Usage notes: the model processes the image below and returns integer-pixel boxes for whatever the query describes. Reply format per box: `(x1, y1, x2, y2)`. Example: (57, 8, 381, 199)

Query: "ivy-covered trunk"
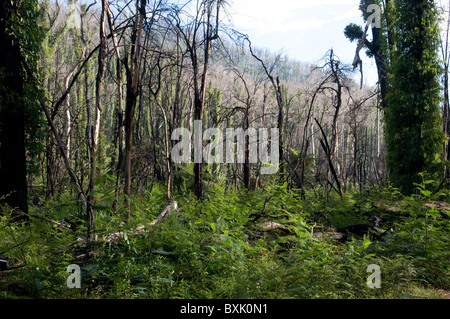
(385, 0, 444, 194)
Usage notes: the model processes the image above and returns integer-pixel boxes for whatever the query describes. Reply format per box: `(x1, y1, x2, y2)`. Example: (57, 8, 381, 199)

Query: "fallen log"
(256, 221, 294, 235)
(105, 200, 178, 243)
(149, 200, 178, 226)
(424, 201, 450, 212)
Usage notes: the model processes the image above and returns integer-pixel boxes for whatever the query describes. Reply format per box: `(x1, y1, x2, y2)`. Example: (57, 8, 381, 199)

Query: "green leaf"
(151, 248, 174, 256)
(362, 237, 372, 249)
(420, 189, 431, 198)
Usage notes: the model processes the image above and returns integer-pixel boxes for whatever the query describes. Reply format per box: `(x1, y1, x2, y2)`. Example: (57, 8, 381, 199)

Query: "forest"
(0, 0, 449, 300)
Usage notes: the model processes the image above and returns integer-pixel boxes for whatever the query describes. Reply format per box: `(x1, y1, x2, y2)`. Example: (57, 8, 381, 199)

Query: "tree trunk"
(113, 57, 124, 210)
(86, 0, 107, 239)
(371, 26, 389, 110)
(276, 77, 284, 181)
(156, 102, 173, 199)
(45, 132, 55, 199)
(442, 10, 450, 182)
(124, 0, 145, 218)
(62, 44, 87, 169)
(244, 109, 251, 190)
(193, 94, 204, 199)
(106, 3, 125, 210)
(0, 1, 29, 220)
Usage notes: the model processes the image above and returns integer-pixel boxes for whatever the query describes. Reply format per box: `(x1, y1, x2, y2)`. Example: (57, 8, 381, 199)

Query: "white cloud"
(331, 5, 361, 22)
(229, 0, 360, 35)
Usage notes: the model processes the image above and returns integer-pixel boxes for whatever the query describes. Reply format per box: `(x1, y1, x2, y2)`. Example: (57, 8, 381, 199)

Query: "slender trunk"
(66, 102, 71, 162)
(191, 1, 221, 199)
(156, 102, 173, 199)
(124, 88, 138, 204)
(193, 93, 203, 199)
(63, 48, 86, 164)
(311, 114, 315, 157)
(86, 0, 107, 239)
(342, 127, 348, 188)
(40, 100, 87, 212)
(106, 3, 125, 210)
(244, 109, 251, 190)
(276, 77, 284, 181)
(376, 107, 380, 158)
(445, 0, 450, 183)
(315, 119, 343, 199)
(46, 132, 55, 198)
(194, 28, 214, 199)
(353, 140, 356, 188)
(124, 0, 145, 217)
(442, 55, 449, 181)
(113, 57, 124, 210)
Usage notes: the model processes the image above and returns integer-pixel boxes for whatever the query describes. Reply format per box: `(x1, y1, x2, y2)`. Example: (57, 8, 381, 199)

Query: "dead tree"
(123, 0, 147, 219)
(86, 0, 108, 240)
(245, 37, 285, 181)
(170, 0, 223, 199)
(310, 50, 349, 198)
(315, 119, 343, 199)
(230, 68, 261, 190)
(106, 1, 125, 211)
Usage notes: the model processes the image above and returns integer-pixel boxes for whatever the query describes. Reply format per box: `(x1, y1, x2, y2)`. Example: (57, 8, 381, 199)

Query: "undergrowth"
(0, 182, 448, 299)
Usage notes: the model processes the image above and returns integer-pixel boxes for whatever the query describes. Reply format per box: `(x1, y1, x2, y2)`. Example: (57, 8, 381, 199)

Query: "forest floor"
(435, 289, 450, 299)
(0, 183, 449, 299)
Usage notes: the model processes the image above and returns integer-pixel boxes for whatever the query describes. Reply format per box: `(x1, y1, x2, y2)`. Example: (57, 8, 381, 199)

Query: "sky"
(226, 0, 380, 86)
(73, 0, 449, 88)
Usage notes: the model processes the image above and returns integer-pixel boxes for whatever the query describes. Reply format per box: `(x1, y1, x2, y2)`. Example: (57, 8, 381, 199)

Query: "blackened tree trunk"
(123, 0, 145, 219)
(371, 26, 388, 110)
(193, 93, 204, 199)
(0, 1, 29, 220)
(243, 109, 251, 190)
(86, 0, 108, 240)
(174, 0, 222, 200)
(247, 40, 285, 182)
